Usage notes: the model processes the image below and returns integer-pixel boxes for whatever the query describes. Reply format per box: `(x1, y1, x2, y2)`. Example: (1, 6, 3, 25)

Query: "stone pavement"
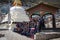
(50, 38, 60, 40)
(36, 32, 60, 40)
(0, 30, 33, 40)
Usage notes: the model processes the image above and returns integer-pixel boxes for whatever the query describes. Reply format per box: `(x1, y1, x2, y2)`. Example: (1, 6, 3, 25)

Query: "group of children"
(13, 19, 39, 39)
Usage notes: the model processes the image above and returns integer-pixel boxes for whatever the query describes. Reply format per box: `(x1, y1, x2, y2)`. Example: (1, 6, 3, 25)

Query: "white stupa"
(1, 0, 30, 30)
(2, 0, 30, 22)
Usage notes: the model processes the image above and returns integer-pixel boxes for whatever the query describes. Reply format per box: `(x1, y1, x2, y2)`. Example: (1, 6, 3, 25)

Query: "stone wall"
(36, 32, 60, 40)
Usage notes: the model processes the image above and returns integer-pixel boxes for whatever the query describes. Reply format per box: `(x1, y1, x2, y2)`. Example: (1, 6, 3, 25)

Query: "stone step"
(36, 32, 60, 40)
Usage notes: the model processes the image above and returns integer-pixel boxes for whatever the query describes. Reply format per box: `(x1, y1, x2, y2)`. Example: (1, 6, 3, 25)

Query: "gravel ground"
(0, 30, 33, 40)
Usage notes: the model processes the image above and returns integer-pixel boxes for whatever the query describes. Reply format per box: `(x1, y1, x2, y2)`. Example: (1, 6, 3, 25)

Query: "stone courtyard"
(0, 30, 33, 40)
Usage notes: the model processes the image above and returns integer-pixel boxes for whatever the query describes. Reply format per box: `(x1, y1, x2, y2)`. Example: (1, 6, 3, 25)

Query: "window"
(43, 12, 53, 28)
(44, 14, 53, 28)
(32, 11, 40, 20)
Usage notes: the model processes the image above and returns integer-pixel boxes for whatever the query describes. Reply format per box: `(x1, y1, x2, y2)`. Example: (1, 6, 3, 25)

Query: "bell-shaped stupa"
(1, 0, 30, 30)
(2, 0, 30, 22)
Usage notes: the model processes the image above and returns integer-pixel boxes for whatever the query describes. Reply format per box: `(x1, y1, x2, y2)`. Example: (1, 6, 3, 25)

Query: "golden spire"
(13, 0, 22, 6)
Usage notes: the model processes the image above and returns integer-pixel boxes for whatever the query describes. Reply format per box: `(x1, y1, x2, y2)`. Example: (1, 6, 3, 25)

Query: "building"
(26, 2, 59, 19)
(26, 2, 60, 29)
